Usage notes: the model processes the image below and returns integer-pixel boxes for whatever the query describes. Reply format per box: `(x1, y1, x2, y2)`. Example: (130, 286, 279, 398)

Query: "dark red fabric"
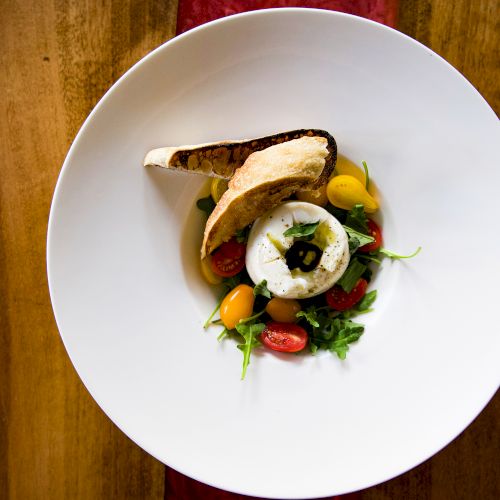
(165, 465, 364, 500)
(170, 1, 399, 498)
(177, 0, 398, 34)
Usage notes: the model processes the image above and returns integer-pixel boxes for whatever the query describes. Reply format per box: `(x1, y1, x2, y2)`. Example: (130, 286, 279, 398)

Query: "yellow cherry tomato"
(210, 178, 228, 203)
(200, 257, 223, 285)
(220, 284, 255, 329)
(335, 155, 366, 184)
(327, 175, 379, 213)
(335, 155, 377, 197)
(296, 184, 328, 207)
(265, 297, 302, 323)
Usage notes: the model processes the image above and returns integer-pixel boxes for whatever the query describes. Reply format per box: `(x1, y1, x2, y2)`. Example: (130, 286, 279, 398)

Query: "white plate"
(47, 9, 500, 499)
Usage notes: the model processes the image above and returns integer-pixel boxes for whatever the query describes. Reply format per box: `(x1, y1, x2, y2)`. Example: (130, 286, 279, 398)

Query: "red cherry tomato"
(358, 219, 382, 253)
(260, 322, 308, 353)
(326, 279, 368, 311)
(211, 239, 246, 277)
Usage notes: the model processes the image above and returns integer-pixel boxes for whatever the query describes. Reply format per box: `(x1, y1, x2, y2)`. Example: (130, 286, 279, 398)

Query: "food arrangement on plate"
(145, 129, 420, 379)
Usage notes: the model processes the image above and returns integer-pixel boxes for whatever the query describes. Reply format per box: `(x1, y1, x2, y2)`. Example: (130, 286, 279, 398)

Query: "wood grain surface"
(0, 1, 178, 499)
(0, 1, 498, 500)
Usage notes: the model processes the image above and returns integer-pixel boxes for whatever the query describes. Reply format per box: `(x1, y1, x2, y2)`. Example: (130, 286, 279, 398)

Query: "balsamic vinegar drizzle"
(285, 241, 323, 272)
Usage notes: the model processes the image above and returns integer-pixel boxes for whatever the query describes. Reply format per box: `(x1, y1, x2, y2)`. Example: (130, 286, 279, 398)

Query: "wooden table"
(1, 1, 498, 499)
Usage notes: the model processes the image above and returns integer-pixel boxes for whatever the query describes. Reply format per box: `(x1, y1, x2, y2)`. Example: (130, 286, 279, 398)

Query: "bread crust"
(201, 135, 337, 258)
(144, 129, 336, 182)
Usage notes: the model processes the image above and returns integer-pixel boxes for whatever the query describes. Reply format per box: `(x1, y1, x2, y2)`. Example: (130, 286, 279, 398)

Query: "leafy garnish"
(379, 246, 422, 259)
(362, 161, 370, 190)
(357, 254, 382, 265)
(223, 274, 241, 290)
(348, 236, 361, 255)
(356, 290, 377, 311)
(304, 310, 365, 360)
(344, 226, 375, 248)
(253, 280, 271, 299)
(217, 327, 229, 342)
(296, 307, 321, 327)
(337, 258, 367, 293)
(235, 321, 265, 380)
(325, 205, 348, 223)
(196, 196, 216, 216)
(361, 266, 373, 283)
(203, 293, 226, 329)
(345, 204, 368, 233)
(235, 226, 250, 243)
(239, 309, 266, 324)
(328, 324, 364, 359)
(283, 221, 320, 238)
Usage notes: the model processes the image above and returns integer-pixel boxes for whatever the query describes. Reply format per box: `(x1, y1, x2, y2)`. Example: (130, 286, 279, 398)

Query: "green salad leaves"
(196, 195, 216, 216)
(253, 280, 271, 299)
(236, 321, 265, 380)
(283, 221, 320, 238)
(300, 308, 365, 359)
(198, 187, 420, 379)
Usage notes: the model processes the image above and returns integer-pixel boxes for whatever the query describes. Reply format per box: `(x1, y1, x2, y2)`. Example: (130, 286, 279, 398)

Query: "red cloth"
(177, 0, 398, 34)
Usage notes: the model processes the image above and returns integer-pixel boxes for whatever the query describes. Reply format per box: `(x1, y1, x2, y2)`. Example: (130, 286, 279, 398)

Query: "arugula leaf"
(283, 221, 320, 238)
(235, 321, 265, 380)
(305, 308, 365, 359)
(361, 266, 373, 283)
(348, 236, 361, 255)
(217, 327, 229, 342)
(337, 258, 367, 293)
(196, 196, 216, 216)
(357, 253, 382, 265)
(203, 293, 226, 329)
(345, 204, 368, 233)
(329, 326, 364, 360)
(362, 161, 370, 190)
(379, 246, 422, 259)
(253, 280, 271, 299)
(235, 226, 249, 243)
(343, 226, 374, 248)
(356, 290, 377, 311)
(296, 307, 320, 327)
(325, 205, 348, 223)
(223, 274, 241, 290)
(339, 308, 372, 319)
(239, 309, 266, 324)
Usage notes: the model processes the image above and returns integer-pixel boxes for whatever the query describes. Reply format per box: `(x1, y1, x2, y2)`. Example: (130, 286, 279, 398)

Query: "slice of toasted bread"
(201, 135, 336, 258)
(144, 129, 335, 180)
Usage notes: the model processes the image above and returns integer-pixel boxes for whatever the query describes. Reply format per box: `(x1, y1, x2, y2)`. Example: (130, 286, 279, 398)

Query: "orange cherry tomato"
(265, 298, 301, 323)
(296, 184, 329, 207)
(220, 284, 255, 329)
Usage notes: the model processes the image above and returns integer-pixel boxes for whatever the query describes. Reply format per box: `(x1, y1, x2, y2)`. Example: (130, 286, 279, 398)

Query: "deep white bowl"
(47, 8, 500, 499)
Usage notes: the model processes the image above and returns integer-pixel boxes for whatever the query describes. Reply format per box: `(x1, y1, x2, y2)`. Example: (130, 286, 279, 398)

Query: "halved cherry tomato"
(220, 284, 255, 329)
(260, 322, 308, 353)
(358, 219, 382, 253)
(211, 239, 246, 277)
(266, 298, 301, 323)
(325, 279, 368, 311)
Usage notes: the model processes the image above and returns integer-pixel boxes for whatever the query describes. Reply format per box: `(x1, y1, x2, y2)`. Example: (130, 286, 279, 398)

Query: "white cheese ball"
(245, 201, 350, 299)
